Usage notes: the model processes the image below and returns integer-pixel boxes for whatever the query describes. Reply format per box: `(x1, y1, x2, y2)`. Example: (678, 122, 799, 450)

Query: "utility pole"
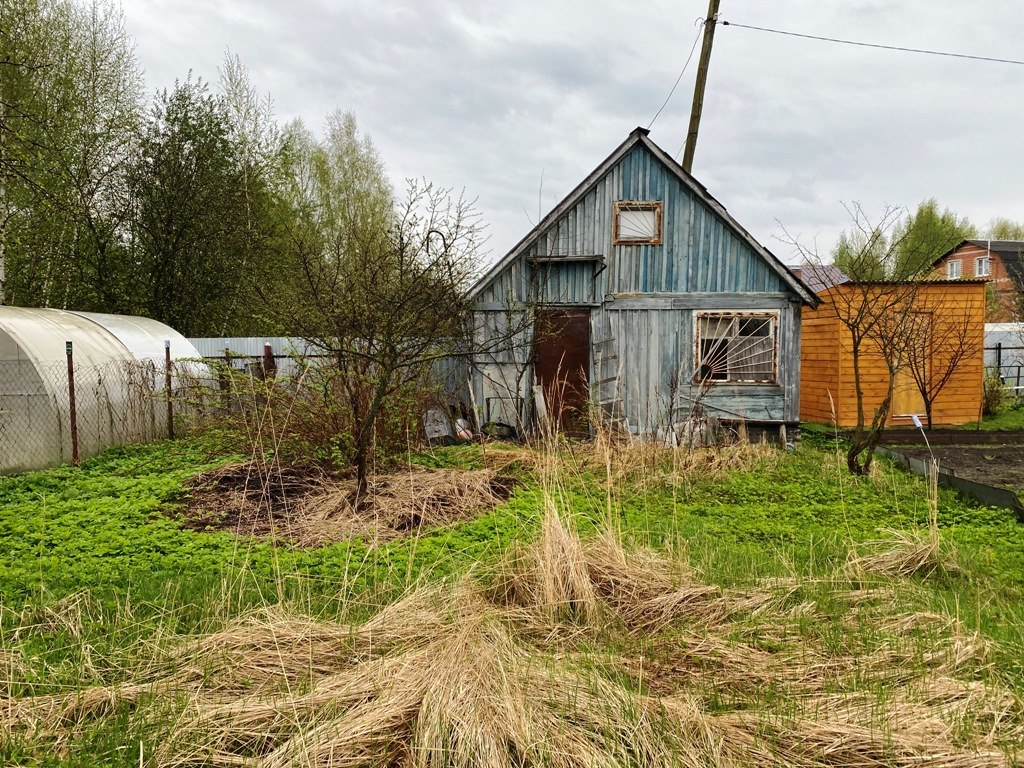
(682, 0, 721, 174)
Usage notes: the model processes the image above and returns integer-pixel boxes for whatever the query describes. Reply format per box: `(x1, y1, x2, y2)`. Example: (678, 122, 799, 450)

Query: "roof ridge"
(468, 129, 818, 307)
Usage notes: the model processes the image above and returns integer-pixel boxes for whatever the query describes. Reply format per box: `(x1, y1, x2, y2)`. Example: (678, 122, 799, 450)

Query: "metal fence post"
(66, 340, 79, 465)
(262, 342, 276, 379)
(165, 340, 174, 440)
(220, 347, 232, 410)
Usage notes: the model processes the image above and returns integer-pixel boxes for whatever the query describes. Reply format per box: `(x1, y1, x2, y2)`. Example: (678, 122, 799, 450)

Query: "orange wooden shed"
(800, 281, 986, 427)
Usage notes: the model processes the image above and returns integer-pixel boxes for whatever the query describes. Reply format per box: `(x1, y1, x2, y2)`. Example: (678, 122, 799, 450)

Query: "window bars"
(694, 312, 777, 384)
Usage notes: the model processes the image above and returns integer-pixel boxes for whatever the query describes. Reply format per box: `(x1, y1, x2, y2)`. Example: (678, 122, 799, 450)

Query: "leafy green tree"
(215, 52, 292, 332)
(0, 0, 142, 309)
(832, 229, 889, 280)
(891, 198, 975, 278)
(984, 218, 1024, 240)
(127, 77, 251, 336)
(830, 204, 894, 280)
(831, 199, 975, 280)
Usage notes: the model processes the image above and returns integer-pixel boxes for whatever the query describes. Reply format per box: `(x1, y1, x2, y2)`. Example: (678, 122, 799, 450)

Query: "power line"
(648, 19, 706, 129)
(721, 20, 1024, 67)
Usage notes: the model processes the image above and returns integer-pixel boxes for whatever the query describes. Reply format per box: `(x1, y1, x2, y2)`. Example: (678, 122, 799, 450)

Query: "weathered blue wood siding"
(475, 144, 785, 307)
(471, 137, 805, 433)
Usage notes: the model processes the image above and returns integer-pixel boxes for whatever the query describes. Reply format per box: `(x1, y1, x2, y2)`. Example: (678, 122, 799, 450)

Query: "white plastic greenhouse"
(0, 307, 204, 473)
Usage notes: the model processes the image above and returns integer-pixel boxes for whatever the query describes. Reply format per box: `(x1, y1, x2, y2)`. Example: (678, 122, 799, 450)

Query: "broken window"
(694, 312, 777, 384)
(614, 201, 662, 244)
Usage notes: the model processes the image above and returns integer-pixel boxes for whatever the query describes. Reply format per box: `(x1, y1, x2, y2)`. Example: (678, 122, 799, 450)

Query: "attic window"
(947, 260, 962, 280)
(694, 312, 777, 384)
(975, 256, 990, 277)
(614, 201, 662, 244)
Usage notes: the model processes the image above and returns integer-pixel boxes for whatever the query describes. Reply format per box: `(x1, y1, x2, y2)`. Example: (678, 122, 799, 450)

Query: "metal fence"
(188, 337, 324, 377)
(0, 331, 474, 474)
(985, 344, 1024, 392)
(0, 348, 216, 474)
(188, 338, 467, 400)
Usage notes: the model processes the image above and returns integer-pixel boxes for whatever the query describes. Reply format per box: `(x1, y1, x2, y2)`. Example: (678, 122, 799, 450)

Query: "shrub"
(982, 373, 1015, 416)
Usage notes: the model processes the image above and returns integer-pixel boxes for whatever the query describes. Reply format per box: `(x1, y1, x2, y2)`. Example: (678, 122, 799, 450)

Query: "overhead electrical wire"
(720, 20, 1024, 67)
(647, 18, 706, 129)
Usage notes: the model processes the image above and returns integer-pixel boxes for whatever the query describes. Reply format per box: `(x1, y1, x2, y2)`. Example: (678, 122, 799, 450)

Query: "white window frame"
(947, 259, 962, 279)
(975, 256, 991, 277)
(693, 310, 779, 385)
(613, 200, 663, 245)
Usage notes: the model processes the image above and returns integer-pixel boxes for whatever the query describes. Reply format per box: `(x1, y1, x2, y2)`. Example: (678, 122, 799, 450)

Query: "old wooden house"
(467, 128, 819, 439)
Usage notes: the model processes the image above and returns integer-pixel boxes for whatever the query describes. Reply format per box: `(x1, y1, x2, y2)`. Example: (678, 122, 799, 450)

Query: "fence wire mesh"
(0, 357, 217, 473)
(1, 345, 467, 474)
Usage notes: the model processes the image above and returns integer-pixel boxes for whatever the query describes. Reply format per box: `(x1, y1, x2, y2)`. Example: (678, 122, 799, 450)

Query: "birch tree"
(0, 0, 142, 309)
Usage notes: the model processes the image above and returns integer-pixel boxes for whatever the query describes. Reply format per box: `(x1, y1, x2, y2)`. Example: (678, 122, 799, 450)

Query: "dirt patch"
(897, 444, 1024, 492)
(177, 461, 517, 547)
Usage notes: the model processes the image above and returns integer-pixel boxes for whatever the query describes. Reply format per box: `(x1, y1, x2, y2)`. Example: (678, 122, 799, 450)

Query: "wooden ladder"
(591, 331, 628, 432)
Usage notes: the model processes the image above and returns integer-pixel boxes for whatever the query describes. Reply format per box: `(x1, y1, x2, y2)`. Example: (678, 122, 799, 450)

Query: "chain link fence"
(1, 337, 469, 474)
(0, 354, 216, 474)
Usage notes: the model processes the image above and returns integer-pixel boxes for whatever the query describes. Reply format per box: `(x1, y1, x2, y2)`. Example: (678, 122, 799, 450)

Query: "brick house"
(933, 240, 1024, 321)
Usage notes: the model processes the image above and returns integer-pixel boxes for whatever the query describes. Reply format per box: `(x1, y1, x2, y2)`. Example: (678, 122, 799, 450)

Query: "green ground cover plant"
(2, 431, 1024, 765)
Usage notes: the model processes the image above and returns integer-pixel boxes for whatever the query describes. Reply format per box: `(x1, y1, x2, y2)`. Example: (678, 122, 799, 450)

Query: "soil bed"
(176, 461, 517, 547)
(896, 444, 1024, 492)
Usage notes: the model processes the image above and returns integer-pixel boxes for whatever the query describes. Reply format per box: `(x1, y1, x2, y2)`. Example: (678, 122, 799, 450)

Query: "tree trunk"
(354, 441, 369, 500)
(0, 96, 6, 305)
(351, 370, 394, 503)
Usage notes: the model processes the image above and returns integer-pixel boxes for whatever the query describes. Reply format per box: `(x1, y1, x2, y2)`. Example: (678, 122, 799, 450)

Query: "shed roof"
(470, 127, 819, 307)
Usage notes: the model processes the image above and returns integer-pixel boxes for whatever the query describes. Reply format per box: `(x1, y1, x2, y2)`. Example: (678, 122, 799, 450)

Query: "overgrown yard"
(2, 432, 1024, 766)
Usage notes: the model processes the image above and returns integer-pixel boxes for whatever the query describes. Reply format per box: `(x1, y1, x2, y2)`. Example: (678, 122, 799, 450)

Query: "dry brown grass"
(846, 457, 960, 581)
(590, 429, 779, 491)
(179, 462, 515, 547)
(6, 481, 1022, 767)
(847, 527, 962, 580)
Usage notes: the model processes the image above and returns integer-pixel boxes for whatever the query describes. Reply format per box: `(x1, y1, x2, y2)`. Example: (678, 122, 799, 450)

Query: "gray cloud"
(122, 0, 1024, 265)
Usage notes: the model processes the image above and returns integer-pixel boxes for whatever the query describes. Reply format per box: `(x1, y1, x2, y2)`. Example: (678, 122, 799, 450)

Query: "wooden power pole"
(682, 0, 721, 174)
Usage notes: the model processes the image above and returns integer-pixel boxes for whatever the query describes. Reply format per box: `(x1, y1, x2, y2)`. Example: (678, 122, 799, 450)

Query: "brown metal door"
(534, 308, 591, 435)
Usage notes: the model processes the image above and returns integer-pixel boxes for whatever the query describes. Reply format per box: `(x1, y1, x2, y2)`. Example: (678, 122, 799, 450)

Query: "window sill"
(696, 381, 782, 392)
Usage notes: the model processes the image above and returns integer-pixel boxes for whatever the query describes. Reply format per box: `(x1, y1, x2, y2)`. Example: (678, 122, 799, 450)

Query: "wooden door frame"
(532, 306, 592, 436)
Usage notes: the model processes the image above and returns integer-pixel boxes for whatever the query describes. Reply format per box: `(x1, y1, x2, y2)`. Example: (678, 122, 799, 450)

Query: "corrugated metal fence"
(188, 337, 326, 376)
(187, 337, 467, 399)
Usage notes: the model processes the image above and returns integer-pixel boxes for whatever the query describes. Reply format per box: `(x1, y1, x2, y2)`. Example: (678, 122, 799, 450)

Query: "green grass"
(3, 432, 1024, 765)
(962, 402, 1024, 430)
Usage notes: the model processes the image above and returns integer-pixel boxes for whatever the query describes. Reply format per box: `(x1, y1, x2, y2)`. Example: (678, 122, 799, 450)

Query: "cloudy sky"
(121, 0, 1024, 266)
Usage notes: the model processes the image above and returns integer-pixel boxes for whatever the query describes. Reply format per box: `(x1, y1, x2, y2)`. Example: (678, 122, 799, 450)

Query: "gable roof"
(938, 239, 1024, 290)
(469, 127, 819, 307)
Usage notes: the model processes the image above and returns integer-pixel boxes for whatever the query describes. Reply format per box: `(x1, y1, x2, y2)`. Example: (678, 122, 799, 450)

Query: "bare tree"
(786, 203, 930, 475)
(275, 143, 483, 494)
(902, 286, 984, 429)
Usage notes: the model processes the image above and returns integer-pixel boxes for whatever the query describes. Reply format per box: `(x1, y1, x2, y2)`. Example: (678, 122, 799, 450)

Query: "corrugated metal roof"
(793, 264, 850, 293)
